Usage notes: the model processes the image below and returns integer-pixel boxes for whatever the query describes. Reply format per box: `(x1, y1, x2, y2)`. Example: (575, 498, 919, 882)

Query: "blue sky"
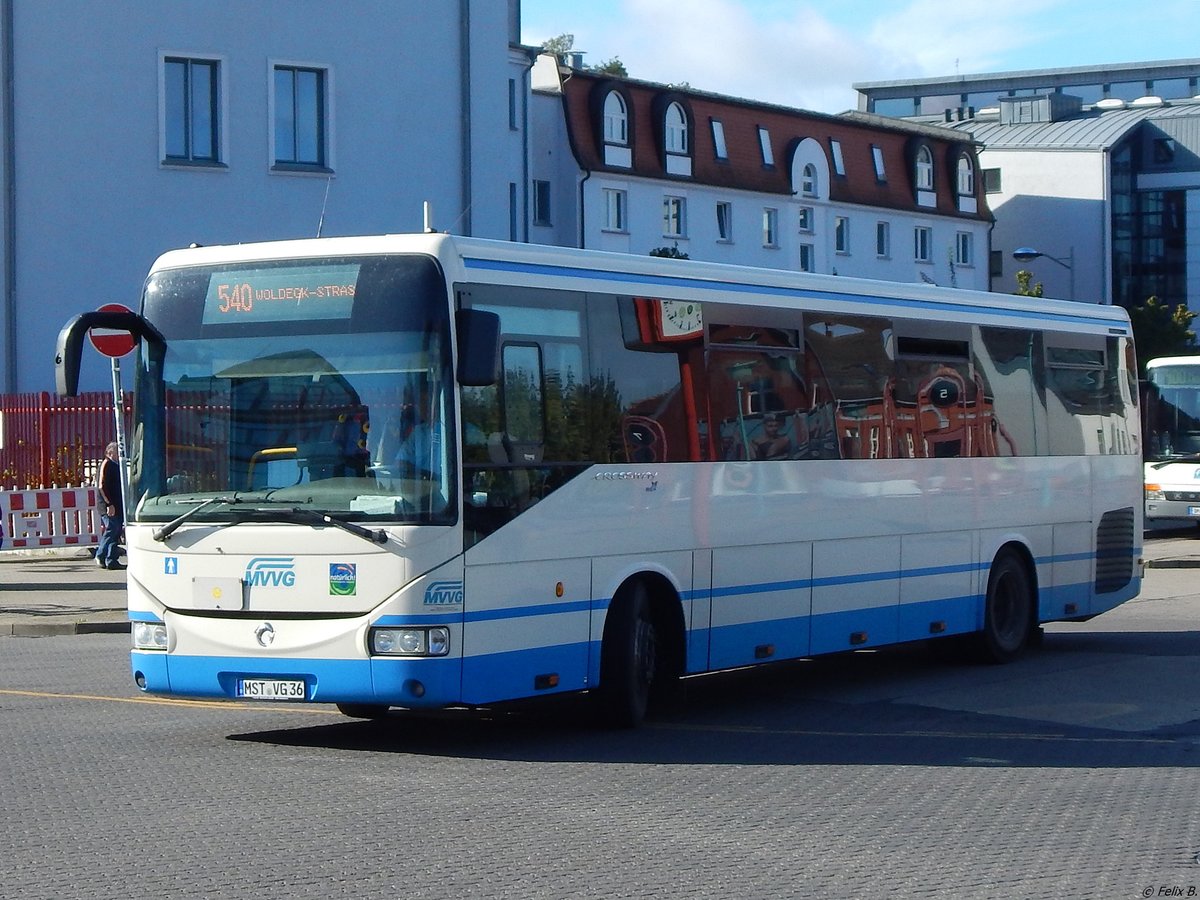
(520, 0, 1200, 113)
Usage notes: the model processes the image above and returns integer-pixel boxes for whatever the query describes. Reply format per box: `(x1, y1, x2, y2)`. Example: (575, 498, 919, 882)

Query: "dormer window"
(602, 90, 632, 168)
(915, 144, 936, 208)
(665, 102, 687, 153)
(956, 153, 977, 213)
(663, 100, 691, 176)
(916, 146, 934, 190)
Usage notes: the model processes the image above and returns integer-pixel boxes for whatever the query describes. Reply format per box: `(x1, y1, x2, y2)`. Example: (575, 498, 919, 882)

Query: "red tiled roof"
(560, 70, 992, 221)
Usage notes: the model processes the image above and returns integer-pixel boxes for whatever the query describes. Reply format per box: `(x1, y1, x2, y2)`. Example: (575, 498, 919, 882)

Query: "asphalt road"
(2, 536, 1200, 899)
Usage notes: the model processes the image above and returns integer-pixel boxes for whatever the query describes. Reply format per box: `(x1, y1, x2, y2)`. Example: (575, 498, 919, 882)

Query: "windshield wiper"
(274, 508, 389, 545)
(1151, 453, 1200, 470)
(152, 495, 242, 542)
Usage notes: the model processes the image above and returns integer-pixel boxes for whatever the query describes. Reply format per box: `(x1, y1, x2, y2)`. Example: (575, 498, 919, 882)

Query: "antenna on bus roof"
(423, 200, 436, 233)
(316, 175, 333, 237)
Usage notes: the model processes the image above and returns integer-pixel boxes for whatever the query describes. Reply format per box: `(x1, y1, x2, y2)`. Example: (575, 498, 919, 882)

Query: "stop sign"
(88, 303, 137, 358)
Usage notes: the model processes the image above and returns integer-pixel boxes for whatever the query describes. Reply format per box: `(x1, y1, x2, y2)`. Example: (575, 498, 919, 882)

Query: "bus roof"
(149, 233, 1132, 339)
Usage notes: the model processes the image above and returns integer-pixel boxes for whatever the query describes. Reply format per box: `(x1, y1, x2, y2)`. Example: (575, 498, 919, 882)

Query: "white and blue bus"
(56, 234, 1142, 726)
(1143, 355, 1200, 526)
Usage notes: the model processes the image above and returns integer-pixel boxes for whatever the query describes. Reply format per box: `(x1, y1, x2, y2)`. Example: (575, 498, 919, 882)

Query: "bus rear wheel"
(337, 703, 390, 720)
(598, 582, 658, 728)
(977, 550, 1035, 664)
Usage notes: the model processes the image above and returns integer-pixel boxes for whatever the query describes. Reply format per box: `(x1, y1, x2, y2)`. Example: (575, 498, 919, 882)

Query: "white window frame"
(871, 145, 886, 181)
(758, 127, 774, 166)
(663, 195, 687, 238)
(957, 155, 975, 195)
(799, 243, 815, 272)
(711, 119, 727, 160)
(268, 58, 334, 173)
(914, 226, 932, 262)
(801, 164, 817, 197)
(830, 140, 845, 176)
(763, 208, 779, 248)
(665, 102, 688, 154)
(955, 231, 974, 266)
(716, 201, 733, 242)
(798, 206, 813, 233)
(835, 216, 850, 254)
(603, 91, 628, 145)
(602, 188, 627, 232)
(916, 146, 934, 191)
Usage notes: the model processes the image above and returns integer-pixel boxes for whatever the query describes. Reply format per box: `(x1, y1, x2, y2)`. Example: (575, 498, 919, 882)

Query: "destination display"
(1151, 366, 1200, 387)
(202, 263, 360, 324)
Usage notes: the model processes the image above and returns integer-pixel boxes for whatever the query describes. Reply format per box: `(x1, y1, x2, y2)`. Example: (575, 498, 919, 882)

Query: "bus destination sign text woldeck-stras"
(202, 263, 360, 325)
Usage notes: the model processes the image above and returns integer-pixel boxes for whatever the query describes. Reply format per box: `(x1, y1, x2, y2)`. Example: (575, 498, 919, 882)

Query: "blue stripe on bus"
(131, 650, 461, 708)
(131, 576, 1131, 707)
(462, 256, 1129, 334)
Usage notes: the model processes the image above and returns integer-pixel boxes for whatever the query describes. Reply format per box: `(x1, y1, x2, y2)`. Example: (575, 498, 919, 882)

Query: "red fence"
(0, 392, 132, 489)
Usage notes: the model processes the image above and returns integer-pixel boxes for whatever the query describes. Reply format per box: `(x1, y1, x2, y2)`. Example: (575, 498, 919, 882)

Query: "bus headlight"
(1145, 483, 1165, 500)
(369, 626, 450, 657)
(132, 622, 168, 651)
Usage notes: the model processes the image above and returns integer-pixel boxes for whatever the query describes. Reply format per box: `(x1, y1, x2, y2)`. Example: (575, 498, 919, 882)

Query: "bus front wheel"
(598, 582, 658, 728)
(977, 550, 1035, 664)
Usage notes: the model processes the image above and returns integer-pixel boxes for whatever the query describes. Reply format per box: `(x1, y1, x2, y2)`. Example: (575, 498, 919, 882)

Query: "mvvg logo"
(424, 581, 464, 606)
(245, 557, 296, 588)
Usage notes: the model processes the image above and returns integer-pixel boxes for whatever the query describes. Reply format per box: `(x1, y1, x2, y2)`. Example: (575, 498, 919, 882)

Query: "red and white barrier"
(0, 486, 101, 549)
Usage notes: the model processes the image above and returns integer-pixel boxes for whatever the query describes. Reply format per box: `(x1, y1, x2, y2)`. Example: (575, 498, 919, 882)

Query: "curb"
(3, 620, 129, 637)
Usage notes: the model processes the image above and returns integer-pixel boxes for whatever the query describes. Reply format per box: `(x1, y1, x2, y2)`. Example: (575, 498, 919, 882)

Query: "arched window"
(916, 146, 934, 190)
(665, 101, 688, 154)
(802, 163, 818, 197)
(957, 155, 974, 195)
(603, 92, 628, 145)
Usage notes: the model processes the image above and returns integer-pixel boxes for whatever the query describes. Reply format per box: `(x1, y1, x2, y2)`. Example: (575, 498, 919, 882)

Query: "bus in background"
(1143, 355, 1200, 528)
(55, 234, 1143, 727)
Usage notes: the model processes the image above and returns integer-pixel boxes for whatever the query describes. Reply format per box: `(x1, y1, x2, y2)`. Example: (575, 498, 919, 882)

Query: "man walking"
(97, 441, 124, 570)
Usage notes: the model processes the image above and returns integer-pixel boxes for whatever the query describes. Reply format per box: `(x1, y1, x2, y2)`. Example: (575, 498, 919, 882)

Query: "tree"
(592, 57, 628, 77)
(1126, 296, 1196, 375)
(1013, 269, 1043, 297)
(541, 33, 575, 61)
(540, 34, 627, 77)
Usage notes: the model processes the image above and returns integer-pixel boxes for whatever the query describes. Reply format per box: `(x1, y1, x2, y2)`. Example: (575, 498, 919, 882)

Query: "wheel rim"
(634, 615, 657, 692)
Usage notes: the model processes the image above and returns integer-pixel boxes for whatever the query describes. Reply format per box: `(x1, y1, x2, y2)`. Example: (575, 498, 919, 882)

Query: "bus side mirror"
(456, 308, 500, 387)
(54, 310, 166, 395)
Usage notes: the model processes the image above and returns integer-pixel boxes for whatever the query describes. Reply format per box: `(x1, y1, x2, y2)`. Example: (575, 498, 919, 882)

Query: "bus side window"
(501, 343, 544, 464)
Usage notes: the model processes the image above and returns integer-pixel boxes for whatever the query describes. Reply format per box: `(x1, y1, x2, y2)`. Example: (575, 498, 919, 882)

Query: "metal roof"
(944, 101, 1200, 150)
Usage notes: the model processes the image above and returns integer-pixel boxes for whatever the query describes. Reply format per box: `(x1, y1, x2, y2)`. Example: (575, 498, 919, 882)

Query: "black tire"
(336, 703, 390, 720)
(977, 551, 1035, 664)
(598, 582, 658, 728)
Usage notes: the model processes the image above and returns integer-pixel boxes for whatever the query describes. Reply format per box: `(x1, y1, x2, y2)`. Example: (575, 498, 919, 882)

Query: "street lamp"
(1013, 246, 1075, 300)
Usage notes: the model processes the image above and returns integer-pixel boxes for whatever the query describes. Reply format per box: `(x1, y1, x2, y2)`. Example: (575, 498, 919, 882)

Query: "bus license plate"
(237, 678, 306, 701)
(1189, 507, 1200, 516)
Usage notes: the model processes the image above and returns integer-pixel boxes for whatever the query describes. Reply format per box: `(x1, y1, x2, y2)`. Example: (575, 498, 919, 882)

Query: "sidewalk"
(2, 527, 1199, 637)
(0, 547, 129, 636)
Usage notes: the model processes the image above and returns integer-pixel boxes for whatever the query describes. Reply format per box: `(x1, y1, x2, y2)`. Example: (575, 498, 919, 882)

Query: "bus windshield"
(1146, 364, 1200, 462)
(130, 254, 455, 524)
